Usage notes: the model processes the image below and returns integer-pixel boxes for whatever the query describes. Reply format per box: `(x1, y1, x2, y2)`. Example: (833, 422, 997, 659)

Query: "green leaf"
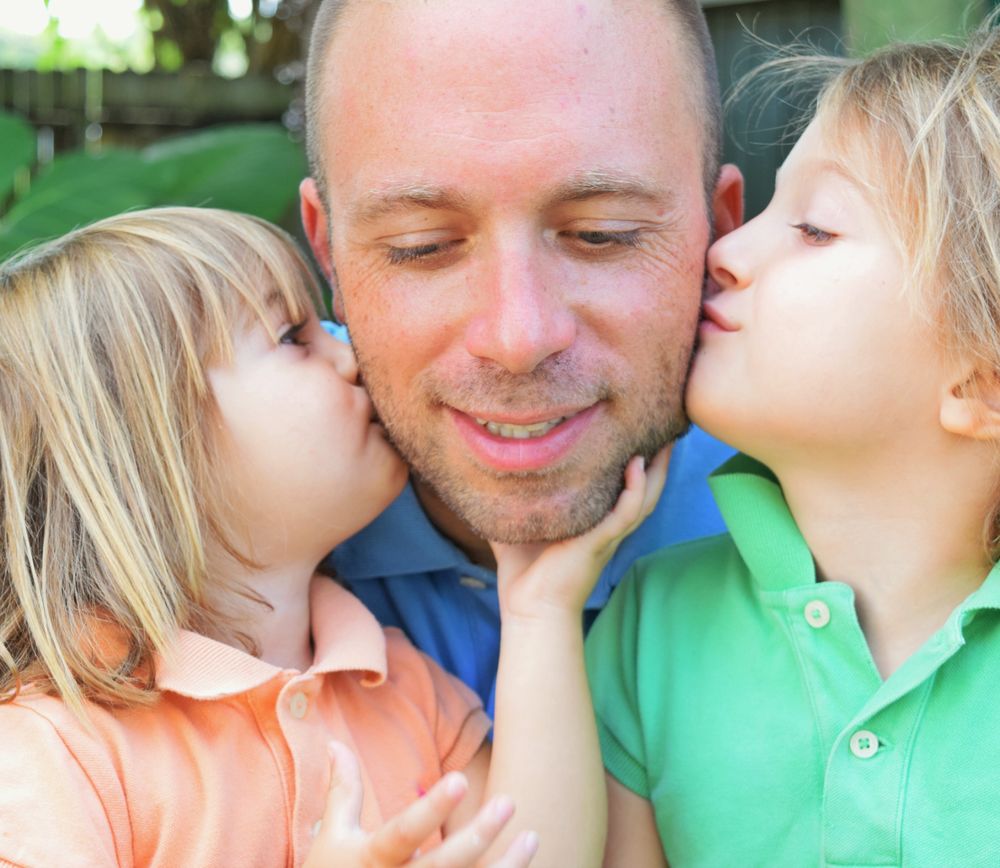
(0, 150, 163, 262)
(0, 111, 37, 207)
(142, 123, 306, 221)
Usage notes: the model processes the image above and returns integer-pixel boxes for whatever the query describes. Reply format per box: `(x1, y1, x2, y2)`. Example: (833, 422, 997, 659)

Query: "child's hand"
(491, 448, 669, 621)
(304, 742, 538, 868)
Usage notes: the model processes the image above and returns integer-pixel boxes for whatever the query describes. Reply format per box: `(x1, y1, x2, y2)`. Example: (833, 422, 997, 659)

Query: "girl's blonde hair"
(0, 207, 322, 715)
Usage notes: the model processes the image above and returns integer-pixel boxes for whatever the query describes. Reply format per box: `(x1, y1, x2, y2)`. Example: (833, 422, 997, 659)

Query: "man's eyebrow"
(545, 170, 670, 208)
(348, 184, 472, 224)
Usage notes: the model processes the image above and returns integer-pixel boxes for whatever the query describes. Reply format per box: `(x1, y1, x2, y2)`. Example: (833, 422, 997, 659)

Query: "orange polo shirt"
(0, 579, 491, 867)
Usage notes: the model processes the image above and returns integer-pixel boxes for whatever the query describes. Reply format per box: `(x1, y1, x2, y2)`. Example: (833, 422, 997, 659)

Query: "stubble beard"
(355, 349, 691, 545)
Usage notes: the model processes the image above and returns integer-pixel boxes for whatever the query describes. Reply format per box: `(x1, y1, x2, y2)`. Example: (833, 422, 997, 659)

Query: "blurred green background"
(0, 0, 995, 262)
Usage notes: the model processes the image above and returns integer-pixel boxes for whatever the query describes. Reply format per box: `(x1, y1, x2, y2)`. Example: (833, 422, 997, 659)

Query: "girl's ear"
(941, 367, 1000, 441)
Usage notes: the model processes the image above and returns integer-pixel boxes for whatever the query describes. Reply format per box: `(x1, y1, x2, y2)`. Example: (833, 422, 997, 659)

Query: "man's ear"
(940, 367, 1000, 441)
(299, 177, 345, 321)
(711, 163, 744, 239)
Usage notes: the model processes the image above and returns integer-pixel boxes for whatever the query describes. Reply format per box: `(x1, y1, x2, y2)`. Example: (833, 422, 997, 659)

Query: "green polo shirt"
(586, 453, 1000, 867)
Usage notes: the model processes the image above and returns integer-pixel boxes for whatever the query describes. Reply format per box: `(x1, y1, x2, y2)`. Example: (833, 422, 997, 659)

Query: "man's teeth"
(474, 416, 566, 439)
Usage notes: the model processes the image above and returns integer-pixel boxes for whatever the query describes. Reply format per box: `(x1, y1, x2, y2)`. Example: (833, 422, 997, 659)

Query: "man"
(299, 0, 743, 716)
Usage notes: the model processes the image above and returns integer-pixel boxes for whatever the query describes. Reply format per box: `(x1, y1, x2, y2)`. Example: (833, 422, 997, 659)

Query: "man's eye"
(279, 322, 308, 346)
(386, 240, 459, 265)
(792, 223, 835, 244)
(572, 229, 642, 248)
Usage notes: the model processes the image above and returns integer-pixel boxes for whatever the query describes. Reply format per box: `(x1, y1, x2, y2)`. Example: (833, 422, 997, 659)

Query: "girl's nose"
(323, 329, 360, 383)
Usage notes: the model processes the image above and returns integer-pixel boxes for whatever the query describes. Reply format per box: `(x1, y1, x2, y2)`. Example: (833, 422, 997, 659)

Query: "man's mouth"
(473, 416, 567, 440)
(453, 405, 599, 472)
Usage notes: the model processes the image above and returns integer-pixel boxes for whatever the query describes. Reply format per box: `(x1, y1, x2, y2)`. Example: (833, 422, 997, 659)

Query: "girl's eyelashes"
(792, 222, 836, 244)
(279, 321, 308, 346)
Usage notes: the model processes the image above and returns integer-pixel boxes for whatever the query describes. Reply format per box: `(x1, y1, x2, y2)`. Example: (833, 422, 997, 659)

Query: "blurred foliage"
(0, 113, 37, 204)
(0, 109, 306, 261)
(1, 1, 314, 78)
(142, 0, 313, 76)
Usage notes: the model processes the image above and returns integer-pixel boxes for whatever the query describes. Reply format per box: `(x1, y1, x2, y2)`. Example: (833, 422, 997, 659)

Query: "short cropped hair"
(0, 208, 321, 716)
(303, 0, 723, 211)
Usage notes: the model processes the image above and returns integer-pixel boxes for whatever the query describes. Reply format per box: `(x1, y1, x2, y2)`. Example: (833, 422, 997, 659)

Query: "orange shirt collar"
(155, 578, 388, 699)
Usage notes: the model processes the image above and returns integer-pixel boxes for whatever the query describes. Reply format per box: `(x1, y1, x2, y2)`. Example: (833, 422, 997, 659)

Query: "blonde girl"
(0, 207, 665, 867)
(587, 22, 1000, 867)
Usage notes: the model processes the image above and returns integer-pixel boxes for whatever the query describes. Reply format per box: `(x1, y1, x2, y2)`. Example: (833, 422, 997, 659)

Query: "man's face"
(306, 0, 724, 544)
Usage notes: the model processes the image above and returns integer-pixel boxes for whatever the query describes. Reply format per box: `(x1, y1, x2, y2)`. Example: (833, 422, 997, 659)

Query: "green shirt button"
(849, 729, 879, 759)
(804, 599, 831, 628)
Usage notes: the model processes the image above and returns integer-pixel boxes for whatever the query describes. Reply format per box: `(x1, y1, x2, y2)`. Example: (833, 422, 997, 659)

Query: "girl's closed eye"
(792, 222, 836, 244)
(279, 321, 308, 347)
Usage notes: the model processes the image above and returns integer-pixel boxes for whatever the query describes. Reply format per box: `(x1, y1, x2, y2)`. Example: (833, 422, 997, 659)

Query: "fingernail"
(444, 772, 467, 799)
(490, 795, 514, 823)
(522, 830, 539, 856)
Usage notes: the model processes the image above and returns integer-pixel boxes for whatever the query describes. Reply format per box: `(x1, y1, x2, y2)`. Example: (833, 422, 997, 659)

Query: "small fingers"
(639, 447, 670, 522)
(321, 741, 365, 835)
(369, 772, 469, 864)
(486, 830, 540, 868)
(599, 455, 651, 537)
(411, 794, 518, 868)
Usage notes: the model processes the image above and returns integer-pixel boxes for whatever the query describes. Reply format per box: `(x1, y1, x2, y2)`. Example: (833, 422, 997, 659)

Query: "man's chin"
(420, 460, 626, 545)
(463, 489, 621, 545)
(401, 413, 688, 546)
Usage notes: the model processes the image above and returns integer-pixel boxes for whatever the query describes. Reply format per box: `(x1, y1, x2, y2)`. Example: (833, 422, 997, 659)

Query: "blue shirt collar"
(329, 482, 467, 579)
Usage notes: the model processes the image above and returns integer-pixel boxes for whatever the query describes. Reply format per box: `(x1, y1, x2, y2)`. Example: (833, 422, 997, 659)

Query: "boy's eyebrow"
(776, 159, 867, 193)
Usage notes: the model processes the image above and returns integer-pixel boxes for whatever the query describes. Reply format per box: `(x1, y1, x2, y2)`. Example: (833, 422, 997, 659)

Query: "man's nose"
(463, 246, 576, 374)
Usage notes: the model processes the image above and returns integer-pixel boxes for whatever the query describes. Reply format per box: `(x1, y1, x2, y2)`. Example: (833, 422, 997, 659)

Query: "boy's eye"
(792, 222, 836, 244)
(279, 322, 308, 346)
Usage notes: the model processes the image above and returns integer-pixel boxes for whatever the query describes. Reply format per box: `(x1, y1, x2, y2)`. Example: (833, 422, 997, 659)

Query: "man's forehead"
(316, 0, 705, 212)
(326, 0, 676, 76)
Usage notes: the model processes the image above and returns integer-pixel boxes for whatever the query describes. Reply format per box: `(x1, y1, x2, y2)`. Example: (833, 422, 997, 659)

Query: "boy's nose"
(707, 228, 752, 293)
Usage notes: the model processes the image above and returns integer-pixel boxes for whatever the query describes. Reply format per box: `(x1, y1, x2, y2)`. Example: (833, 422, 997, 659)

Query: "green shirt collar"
(708, 453, 817, 592)
(709, 451, 1000, 633)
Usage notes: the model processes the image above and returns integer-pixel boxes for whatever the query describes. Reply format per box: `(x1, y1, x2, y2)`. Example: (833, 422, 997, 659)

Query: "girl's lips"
(450, 404, 600, 472)
(700, 301, 739, 332)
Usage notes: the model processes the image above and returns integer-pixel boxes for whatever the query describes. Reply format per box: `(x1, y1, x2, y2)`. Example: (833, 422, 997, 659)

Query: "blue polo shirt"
(328, 423, 734, 717)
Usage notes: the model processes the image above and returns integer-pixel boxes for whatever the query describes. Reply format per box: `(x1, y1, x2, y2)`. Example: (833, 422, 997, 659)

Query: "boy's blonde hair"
(816, 24, 1000, 367)
(816, 24, 1000, 554)
(749, 22, 1000, 553)
(0, 207, 321, 715)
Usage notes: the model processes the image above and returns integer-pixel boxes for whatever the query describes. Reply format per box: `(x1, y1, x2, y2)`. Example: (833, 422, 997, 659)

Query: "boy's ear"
(940, 367, 1000, 441)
